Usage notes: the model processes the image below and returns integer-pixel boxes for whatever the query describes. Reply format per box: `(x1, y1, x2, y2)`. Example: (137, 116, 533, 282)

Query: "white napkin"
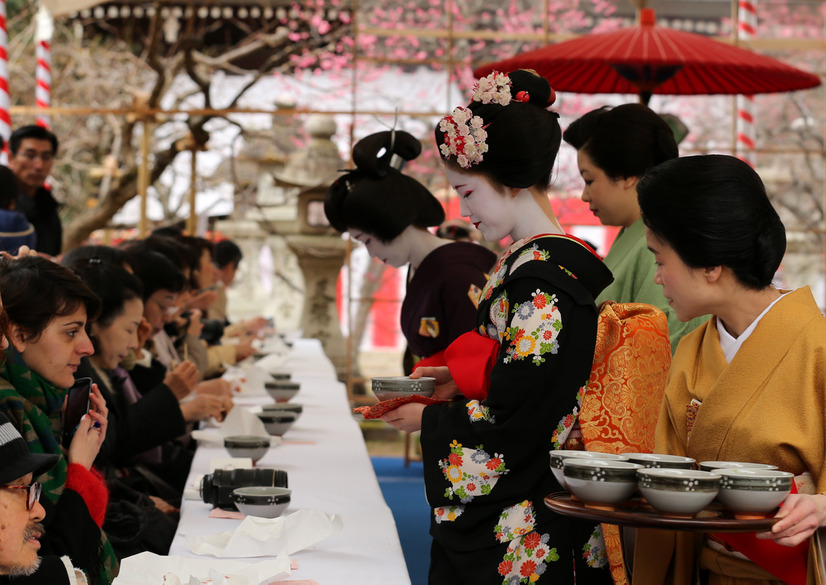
(253, 335, 290, 356)
(253, 352, 288, 372)
(191, 407, 276, 445)
(112, 551, 291, 585)
(222, 365, 269, 396)
(186, 509, 343, 558)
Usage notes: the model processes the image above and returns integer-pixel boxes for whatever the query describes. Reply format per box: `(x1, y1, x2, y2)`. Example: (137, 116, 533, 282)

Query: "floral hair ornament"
(472, 71, 512, 106)
(439, 106, 488, 169)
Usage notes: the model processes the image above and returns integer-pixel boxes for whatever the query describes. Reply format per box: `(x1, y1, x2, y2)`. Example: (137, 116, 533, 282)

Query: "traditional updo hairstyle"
(563, 103, 678, 180)
(435, 69, 561, 190)
(325, 130, 445, 242)
(638, 154, 786, 290)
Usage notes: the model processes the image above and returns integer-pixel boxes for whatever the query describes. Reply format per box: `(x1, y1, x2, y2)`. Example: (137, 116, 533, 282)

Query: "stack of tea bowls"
(550, 450, 793, 519)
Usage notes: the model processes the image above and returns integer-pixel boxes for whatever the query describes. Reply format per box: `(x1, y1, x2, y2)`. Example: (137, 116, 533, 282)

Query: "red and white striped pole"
(35, 6, 53, 129)
(736, 0, 757, 167)
(0, 0, 11, 162)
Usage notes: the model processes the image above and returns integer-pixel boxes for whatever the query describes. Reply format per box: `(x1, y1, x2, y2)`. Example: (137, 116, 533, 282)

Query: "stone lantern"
(271, 115, 350, 380)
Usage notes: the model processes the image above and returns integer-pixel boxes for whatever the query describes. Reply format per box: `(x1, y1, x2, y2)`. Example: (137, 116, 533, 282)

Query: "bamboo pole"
(9, 105, 458, 118)
(187, 149, 197, 235)
(138, 118, 151, 237)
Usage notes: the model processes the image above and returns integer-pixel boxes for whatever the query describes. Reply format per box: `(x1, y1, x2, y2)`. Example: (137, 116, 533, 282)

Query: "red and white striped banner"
(35, 6, 53, 129)
(0, 0, 11, 160)
(736, 0, 757, 167)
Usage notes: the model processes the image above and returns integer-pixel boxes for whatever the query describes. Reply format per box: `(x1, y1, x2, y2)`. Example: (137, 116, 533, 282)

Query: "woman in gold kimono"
(632, 154, 826, 585)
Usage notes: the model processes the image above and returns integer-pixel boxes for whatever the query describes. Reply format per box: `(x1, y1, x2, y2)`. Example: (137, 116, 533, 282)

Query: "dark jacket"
(76, 359, 187, 471)
(15, 186, 61, 256)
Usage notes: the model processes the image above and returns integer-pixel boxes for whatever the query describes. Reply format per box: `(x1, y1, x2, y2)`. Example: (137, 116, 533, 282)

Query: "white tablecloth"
(169, 338, 412, 584)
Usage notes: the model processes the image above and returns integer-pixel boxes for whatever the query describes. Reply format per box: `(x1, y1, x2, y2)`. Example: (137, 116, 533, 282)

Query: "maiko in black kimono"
(421, 233, 615, 585)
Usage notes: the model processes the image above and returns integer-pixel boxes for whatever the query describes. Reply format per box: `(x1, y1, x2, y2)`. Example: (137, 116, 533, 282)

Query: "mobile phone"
(62, 377, 92, 448)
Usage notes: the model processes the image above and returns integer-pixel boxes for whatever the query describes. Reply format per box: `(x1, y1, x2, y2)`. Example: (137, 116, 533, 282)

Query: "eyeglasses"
(150, 297, 179, 317)
(0, 482, 42, 510)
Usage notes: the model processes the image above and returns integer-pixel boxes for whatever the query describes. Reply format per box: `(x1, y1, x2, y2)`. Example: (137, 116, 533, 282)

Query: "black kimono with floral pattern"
(421, 234, 615, 585)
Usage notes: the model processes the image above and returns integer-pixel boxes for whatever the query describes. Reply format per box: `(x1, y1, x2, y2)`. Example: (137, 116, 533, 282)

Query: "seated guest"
(66, 258, 213, 557)
(61, 245, 132, 273)
(211, 239, 270, 337)
(0, 166, 36, 255)
(165, 234, 256, 375)
(124, 236, 245, 381)
(120, 246, 230, 492)
(0, 411, 88, 585)
(0, 256, 116, 585)
(69, 256, 224, 468)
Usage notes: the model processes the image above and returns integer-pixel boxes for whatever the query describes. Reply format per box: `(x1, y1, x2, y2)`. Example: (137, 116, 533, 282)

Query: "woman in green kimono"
(563, 104, 707, 353)
(633, 154, 826, 585)
(380, 70, 615, 584)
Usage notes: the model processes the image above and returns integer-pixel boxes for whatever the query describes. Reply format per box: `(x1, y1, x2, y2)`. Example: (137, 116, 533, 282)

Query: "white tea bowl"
(625, 453, 696, 470)
(371, 376, 435, 402)
(563, 458, 642, 509)
(698, 461, 778, 472)
(715, 468, 793, 519)
(549, 450, 629, 490)
(231, 486, 291, 518)
(224, 435, 272, 464)
(637, 468, 720, 517)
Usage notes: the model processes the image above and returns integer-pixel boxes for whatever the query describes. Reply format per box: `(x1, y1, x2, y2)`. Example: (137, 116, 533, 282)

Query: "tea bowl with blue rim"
(549, 450, 629, 490)
(637, 468, 720, 518)
(563, 458, 643, 509)
(714, 468, 794, 519)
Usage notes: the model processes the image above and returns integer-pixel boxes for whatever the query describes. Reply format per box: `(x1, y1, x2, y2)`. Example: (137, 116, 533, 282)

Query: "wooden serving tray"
(545, 493, 777, 532)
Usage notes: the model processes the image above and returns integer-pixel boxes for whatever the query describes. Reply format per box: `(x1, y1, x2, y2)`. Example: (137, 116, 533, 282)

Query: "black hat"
(0, 412, 58, 485)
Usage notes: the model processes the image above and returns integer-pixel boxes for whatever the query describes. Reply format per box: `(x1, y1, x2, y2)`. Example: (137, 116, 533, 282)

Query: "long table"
(168, 338, 412, 584)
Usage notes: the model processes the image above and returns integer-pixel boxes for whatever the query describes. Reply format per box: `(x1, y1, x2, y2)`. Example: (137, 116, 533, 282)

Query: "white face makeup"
(348, 228, 411, 268)
(445, 168, 517, 243)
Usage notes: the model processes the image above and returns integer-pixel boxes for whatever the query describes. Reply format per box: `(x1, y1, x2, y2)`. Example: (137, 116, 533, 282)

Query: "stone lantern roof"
(271, 115, 343, 190)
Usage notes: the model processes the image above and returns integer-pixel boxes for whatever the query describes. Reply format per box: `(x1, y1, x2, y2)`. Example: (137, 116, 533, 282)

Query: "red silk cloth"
(443, 331, 499, 401)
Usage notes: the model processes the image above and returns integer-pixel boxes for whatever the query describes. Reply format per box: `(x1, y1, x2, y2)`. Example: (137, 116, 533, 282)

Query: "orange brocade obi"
(580, 302, 671, 585)
(445, 301, 671, 585)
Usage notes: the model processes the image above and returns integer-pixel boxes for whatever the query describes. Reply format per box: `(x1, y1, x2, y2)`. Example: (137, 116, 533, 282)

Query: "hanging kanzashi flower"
(472, 71, 512, 106)
(439, 106, 489, 168)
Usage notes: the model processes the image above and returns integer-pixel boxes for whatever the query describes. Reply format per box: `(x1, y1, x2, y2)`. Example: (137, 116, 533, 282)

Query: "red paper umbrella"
(473, 9, 821, 104)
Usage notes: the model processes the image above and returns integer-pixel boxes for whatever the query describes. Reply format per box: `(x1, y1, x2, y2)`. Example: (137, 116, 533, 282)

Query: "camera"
(200, 318, 226, 346)
(200, 468, 289, 510)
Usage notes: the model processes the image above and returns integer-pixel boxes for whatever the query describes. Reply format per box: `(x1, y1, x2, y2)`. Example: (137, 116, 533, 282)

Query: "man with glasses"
(0, 412, 86, 584)
(7, 125, 62, 257)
